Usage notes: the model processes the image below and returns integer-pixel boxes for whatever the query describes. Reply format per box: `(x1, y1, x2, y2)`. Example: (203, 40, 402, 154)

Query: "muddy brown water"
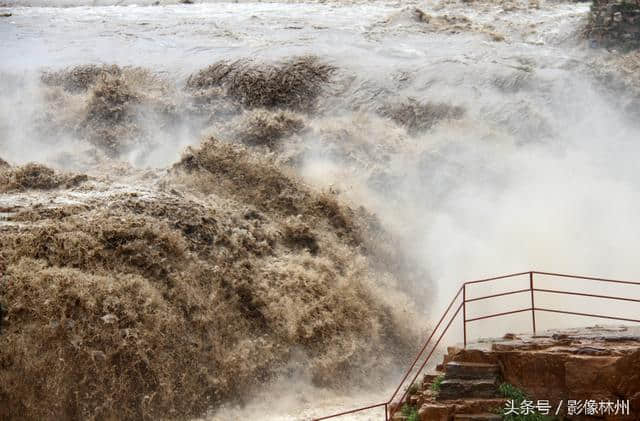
(2, 0, 640, 420)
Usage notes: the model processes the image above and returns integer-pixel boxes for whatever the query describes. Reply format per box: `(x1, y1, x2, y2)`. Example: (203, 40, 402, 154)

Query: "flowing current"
(1, 0, 640, 420)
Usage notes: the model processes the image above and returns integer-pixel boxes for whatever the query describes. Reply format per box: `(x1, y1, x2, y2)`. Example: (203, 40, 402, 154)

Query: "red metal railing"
(312, 270, 640, 421)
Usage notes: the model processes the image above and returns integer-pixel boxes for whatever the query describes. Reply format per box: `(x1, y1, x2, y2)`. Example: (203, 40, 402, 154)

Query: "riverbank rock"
(445, 326, 640, 419)
(587, 0, 640, 49)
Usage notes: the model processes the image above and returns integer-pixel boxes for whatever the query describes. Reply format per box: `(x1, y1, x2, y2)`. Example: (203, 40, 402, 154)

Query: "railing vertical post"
(463, 283, 467, 348)
(530, 271, 536, 335)
(385, 403, 388, 421)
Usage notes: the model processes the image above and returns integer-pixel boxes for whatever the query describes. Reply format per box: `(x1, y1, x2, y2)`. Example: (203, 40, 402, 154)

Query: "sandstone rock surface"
(447, 326, 640, 420)
(393, 326, 639, 421)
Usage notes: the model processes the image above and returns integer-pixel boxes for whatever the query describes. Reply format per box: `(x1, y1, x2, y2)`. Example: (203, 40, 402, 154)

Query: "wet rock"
(438, 379, 501, 400)
(574, 346, 611, 355)
(414, 8, 431, 23)
(586, 0, 640, 48)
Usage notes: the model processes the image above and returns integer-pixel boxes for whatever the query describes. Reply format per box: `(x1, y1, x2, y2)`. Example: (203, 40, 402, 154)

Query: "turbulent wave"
(0, 57, 429, 420)
(0, 146, 421, 419)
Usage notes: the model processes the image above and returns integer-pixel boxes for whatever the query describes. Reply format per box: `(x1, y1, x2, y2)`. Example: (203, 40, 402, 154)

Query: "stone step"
(444, 361, 500, 380)
(437, 379, 500, 400)
(419, 403, 454, 421)
(418, 399, 506, 421)
(422, 372, 444, 388)
(454, 414, 502, 421)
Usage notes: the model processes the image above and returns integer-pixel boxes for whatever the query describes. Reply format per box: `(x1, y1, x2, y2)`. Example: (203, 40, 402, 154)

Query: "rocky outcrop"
(446, 326, 640, 420)
(587, 0, 640, 48)
(392, 326, 639, 421)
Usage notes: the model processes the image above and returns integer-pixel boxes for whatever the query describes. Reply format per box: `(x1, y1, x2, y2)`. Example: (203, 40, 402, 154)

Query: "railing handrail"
(531, 270, 640, 286)
(313, 270, 640, 421)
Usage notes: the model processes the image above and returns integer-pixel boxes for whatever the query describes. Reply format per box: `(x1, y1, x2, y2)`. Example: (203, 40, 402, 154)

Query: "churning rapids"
(1, 0, 640, 420)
